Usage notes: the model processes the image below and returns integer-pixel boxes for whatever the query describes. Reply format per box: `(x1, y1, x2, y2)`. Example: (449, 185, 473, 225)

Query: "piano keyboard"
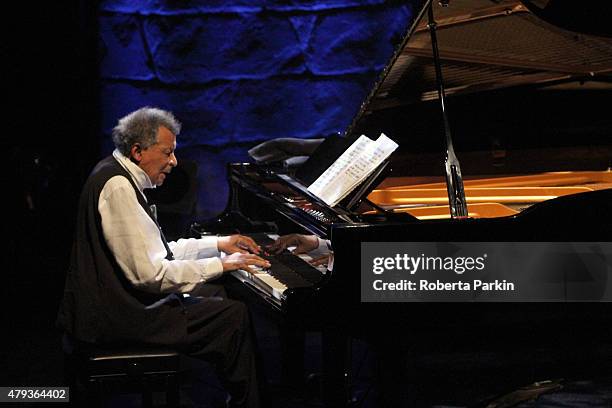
(231, 269, 287, 301)
(230, 233, 327, 302)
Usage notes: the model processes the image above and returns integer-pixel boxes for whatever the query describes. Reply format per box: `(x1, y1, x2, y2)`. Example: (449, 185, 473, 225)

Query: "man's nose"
(169, 153, 178, 167)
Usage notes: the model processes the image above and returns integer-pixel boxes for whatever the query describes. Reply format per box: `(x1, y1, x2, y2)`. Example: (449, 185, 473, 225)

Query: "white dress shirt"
(98, 150, 224, 294)
(314, 237, 331, 256)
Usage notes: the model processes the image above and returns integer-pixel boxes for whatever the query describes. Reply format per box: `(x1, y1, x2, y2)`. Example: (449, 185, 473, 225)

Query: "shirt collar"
(112, 149, 155, 194)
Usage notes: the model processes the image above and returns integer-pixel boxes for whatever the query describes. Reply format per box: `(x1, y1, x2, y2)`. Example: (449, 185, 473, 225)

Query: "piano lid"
(345, 0, 612, 136)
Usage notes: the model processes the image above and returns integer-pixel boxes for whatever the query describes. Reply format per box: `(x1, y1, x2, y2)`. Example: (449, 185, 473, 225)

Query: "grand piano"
(193, 0, 612, 405)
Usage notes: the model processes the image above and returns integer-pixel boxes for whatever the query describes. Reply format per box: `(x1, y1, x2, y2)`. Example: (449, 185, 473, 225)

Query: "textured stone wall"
(98, 0, 417, 218)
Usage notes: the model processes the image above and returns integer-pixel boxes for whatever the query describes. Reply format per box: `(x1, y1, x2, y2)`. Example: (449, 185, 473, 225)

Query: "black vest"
(57, 156, 187, 345)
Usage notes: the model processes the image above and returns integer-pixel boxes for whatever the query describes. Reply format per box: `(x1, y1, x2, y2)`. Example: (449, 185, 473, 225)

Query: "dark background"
(4, 0, 416, 393)
(5, 0, 95, 388)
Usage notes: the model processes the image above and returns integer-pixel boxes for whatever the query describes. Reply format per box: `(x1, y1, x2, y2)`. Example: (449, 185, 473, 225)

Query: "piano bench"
(63, 337, 180, 408)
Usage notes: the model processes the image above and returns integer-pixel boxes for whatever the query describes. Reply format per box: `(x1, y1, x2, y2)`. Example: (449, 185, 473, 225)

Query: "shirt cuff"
(196, 257, 224, 280)
(310, 237, 331, 257)
(197, 235, 220, 257)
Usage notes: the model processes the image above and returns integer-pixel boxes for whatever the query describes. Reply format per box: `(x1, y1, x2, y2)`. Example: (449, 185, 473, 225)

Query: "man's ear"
(129, 144, 142, 163)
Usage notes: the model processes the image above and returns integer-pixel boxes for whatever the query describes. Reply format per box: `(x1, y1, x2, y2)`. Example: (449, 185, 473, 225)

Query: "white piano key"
(253, 273, 287, 300)
(231, 267, 287, 301)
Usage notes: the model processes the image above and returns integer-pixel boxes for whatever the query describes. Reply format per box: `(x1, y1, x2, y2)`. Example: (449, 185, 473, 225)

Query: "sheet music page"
(307, 133, 398, 206)
(307, 135, 372, 205)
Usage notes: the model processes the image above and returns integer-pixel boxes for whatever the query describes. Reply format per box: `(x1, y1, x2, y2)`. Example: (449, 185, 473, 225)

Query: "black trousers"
(179, 283, 261, 408)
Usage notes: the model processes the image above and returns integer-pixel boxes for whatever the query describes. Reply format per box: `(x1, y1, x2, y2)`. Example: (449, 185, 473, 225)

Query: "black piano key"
(273, 253, 325, 284)
(266, 262, 312, 288)
(246, 233, 325, 288)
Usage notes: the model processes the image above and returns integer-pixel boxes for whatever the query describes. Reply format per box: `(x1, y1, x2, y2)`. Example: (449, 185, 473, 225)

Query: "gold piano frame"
(368, 170, 612, 219)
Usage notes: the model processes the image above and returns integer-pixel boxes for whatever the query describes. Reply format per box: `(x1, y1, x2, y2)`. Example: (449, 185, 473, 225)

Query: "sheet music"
(307, 133, 398, 207)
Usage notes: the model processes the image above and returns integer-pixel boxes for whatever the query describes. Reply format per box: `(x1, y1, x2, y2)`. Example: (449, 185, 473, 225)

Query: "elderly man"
(57, 107, 268, 408)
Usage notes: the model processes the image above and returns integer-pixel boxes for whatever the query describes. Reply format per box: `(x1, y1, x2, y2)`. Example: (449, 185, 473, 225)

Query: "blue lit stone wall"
(98, 0, 417, 218)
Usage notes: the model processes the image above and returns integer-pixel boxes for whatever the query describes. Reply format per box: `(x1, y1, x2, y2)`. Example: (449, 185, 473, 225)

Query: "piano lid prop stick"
(427, 1, 469, 218)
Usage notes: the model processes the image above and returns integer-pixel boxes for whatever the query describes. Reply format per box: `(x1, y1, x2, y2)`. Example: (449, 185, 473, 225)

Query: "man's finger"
(254, 259, 271, 268)
(310, 255, 328, 266)
(243, 253, 262, 261)
(270, 243, 288, 254)
(243, 236, 258, 247)
(243, 254, 270, 266)
(291, 246, 308, 255)
(256, 258, 272, 268)
(241, 264, 255, 274)
(242, 236, 260, 250)
(240, 260, 271, 273)
(238, 238, 260, 254)
(273, 237, 299, 253)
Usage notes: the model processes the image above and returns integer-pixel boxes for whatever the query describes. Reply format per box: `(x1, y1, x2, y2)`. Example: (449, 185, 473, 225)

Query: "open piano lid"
(347, 0, 612, 127)
(341, 0, 612, 219)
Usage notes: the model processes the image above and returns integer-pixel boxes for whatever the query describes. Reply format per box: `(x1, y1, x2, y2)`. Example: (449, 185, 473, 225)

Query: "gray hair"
(112, 107, 181, 155)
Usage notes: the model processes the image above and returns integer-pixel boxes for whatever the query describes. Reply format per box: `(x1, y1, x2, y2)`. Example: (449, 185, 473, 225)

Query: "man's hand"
(221, 252, 270, 274)
(309, 254, 330, 267)
(268, 234, 319, 255)
(217, 234, 261, 255)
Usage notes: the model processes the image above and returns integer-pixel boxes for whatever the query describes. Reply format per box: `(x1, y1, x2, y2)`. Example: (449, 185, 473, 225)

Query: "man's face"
(133, 126, 178, 186)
